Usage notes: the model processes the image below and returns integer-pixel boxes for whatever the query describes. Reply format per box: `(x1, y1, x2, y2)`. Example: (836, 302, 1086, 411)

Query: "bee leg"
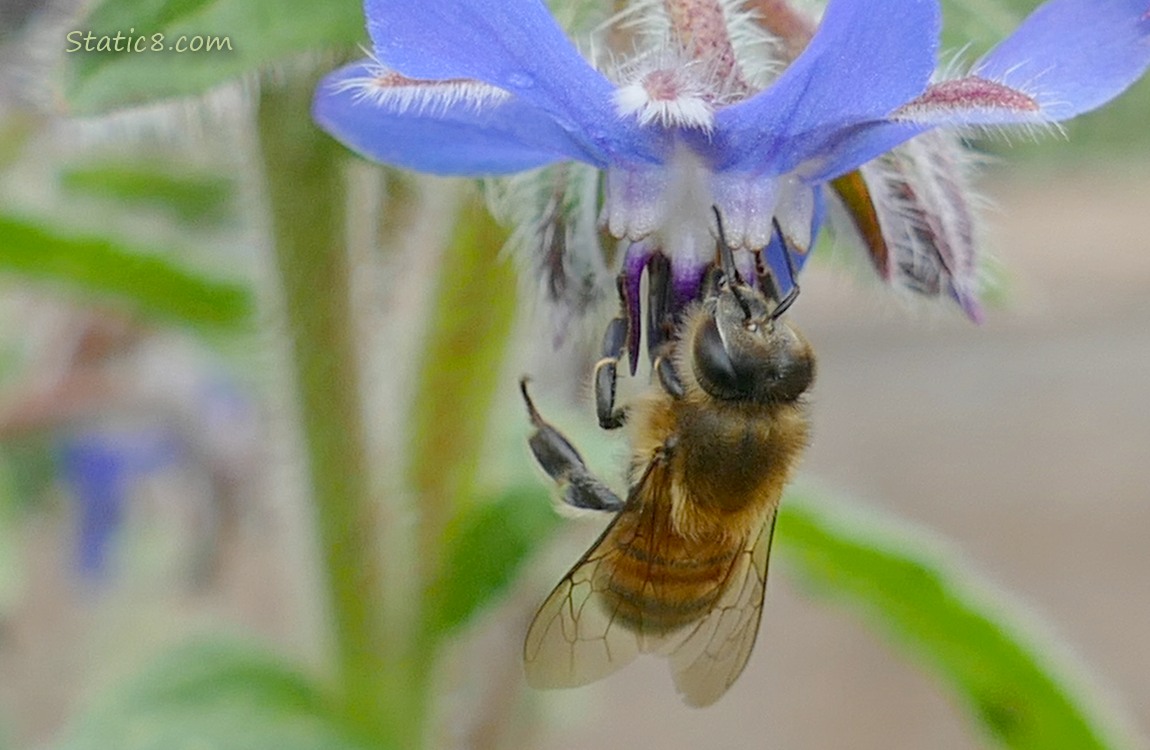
(521, 379, 625, 513)
(646, 255, 686, 401)
(700, 264, 724, 301)
(654, 353, 684, 399)
(755, 249, 784, 302)
(646, 253, 674, 358)
(594, 283, 631, 430)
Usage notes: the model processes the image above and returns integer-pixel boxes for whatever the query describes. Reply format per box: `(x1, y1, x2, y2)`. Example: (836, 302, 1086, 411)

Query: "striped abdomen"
(594, 509, 743, 635)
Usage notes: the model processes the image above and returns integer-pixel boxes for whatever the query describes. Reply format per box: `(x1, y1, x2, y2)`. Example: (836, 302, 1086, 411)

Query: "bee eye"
(692, 316, 741, 398)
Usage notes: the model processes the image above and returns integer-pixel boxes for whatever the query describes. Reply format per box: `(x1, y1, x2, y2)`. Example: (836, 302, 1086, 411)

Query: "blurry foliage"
(0, 0, 1137, 748)
(60, 163, 235, 227)
(424, 486, 561, 638)
(407, 196, 518, 576)
(56, 640, 375, 750)
(0, 437, 58, 514)
(781, 488, 1129, 750)
(65, 0, 365, 114)
(0, 215, 252, 331)
(0, 451, 29, 616)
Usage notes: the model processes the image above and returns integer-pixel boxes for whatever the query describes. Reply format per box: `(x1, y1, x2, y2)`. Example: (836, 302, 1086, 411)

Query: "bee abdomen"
(600, 545, 739, 633)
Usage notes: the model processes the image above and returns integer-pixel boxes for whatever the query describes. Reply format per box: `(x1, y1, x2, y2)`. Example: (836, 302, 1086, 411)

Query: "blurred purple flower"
(58, 428, 180, 579)
(55, 371, 257, 583)
(314, 0, 1150, 329)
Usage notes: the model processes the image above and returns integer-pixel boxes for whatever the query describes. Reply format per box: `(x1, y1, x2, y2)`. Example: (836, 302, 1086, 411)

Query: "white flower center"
(605, 145, 812, 268)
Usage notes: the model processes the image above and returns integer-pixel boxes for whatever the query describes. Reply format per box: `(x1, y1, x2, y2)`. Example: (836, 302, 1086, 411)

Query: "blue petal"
(976, 0, 1150, 121)
(364, 0, 657, 163)
(799, 121, 927, 183)
(314, 63, 600, 175)
(802, 0, 1150, 180)
(713, 0, 941, 174)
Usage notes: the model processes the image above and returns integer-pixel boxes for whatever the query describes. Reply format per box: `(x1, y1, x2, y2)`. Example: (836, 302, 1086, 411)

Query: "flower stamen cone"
(615, 61, 718, 130)
(663, 0, 751, 94)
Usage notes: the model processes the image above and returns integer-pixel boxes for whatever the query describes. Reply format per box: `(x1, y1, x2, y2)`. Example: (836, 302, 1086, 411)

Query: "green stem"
(257, 76, 405, 746)
(408, 195, 517, 585)
(403, 193, 517, 709)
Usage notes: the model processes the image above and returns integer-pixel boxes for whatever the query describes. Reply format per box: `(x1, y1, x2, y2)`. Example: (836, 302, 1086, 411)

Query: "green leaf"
(425, 486, 562, 637)
(778, 488, 1133, 750)
(0, 214, 252, 330)
(64, 0, 365, 114)
(60, 163, 235, 228)
(57, 639, 377, 750)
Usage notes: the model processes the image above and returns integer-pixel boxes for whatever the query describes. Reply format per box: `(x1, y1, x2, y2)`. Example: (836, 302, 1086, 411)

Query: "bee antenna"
(711, 206, 741, 284)
(769, 218, 801, 320)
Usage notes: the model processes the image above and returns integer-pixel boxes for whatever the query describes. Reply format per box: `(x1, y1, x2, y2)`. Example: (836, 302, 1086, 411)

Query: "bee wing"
(521, 528, 641, 689)
(667, 509, 778, 707)
(523, 460, 676, 689)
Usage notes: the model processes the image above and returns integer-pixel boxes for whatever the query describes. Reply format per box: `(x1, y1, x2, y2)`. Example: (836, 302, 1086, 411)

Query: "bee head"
(692, 281, 814, 404)
(691, 209, 815, 404)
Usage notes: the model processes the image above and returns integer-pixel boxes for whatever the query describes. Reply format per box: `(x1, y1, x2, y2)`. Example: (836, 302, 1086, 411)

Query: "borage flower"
(314, 0, 1150, 342)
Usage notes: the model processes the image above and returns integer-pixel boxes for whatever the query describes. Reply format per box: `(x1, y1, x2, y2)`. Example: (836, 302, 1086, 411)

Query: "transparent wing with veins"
(523, 457, 778, 706)
(669, 510, 777, 706)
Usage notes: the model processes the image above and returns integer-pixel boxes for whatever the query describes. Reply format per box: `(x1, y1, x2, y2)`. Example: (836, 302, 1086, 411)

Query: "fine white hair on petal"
(334, 56, 511, 115)
(614, 73, 716, 131)
(965, 117, 1066, 146)
(719, 0, 788, 88)
(857, 129, 991, 316)
(935, 43, 976, 83)
(896, 56, 1067, 141)
(600, 0, 674, 46)
(609, 42, 738, 130)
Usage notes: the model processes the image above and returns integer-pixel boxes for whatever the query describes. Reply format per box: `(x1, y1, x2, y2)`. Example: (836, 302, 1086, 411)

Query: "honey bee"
(519, 210, 815, 706)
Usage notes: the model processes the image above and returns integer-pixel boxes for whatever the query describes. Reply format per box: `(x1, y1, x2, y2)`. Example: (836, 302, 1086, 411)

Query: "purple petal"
(60, 435, 127, 578)
(59, 429, 180, 580)
(365, 0, 657, 163)
(713, 0, 941, 173)
(314, 62, 598, 174)
(975, 0, 1150, 121)
(621, 242, 652, 374)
